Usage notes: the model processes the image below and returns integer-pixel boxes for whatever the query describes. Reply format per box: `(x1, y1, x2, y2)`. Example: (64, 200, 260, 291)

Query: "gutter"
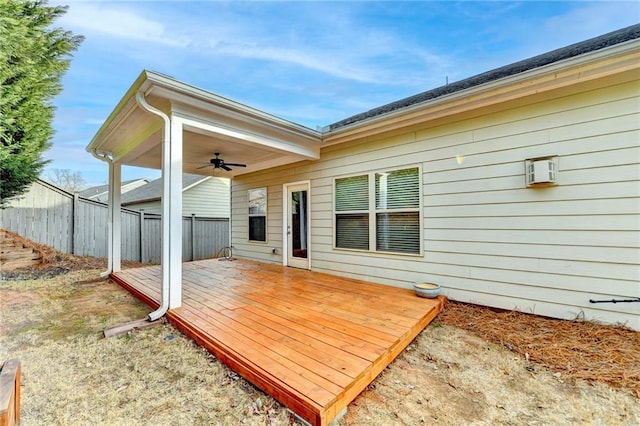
(89, 149, 115, 278)
(135, 90, 171, 321)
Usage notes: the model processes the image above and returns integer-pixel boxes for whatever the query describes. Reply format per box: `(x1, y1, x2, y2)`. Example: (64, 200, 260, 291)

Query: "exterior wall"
(125, 177, 230, 217)
(232, 178, 284, 262)
(231, 76, 640, 329)
(183, 177, 230, 217)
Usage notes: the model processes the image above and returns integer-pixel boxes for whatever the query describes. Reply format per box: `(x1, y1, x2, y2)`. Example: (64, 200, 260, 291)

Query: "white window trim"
(282, 180, 312, 268)
(333, 165, 423, 256)
(248, 187, 268, 243)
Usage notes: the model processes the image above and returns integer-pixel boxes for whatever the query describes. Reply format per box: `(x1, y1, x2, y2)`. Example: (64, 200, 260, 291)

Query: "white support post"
(191, 213, 196, 261)
(165, 116, 183, 309)
(106, 161, 122, 275)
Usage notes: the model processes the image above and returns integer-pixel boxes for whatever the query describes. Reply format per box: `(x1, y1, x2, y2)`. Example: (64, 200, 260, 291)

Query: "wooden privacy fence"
(0, 179, 229, 263)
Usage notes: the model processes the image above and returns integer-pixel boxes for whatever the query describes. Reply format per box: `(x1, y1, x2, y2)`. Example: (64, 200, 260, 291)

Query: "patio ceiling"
(87, 70, 323, 178)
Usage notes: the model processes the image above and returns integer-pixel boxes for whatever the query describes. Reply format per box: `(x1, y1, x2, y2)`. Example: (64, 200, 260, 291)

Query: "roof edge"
(143, 71, 322, 140)
(326, 24, 640, 133)
(86, 70, 152, 153)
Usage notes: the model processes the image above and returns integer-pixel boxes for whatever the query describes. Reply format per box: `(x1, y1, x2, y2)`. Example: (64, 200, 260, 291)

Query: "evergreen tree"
(0, 0, 83, 206)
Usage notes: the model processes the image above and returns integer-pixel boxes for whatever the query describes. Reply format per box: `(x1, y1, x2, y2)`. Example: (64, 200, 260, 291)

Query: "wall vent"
(525, 156, 558, 187)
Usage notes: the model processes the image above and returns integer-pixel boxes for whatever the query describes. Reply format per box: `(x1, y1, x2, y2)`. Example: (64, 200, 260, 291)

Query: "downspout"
(135, 90, 170, 321)
(90, 149, 114, 278)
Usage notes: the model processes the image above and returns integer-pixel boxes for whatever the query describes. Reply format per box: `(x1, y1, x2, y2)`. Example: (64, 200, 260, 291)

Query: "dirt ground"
(1, 262, 639, 425)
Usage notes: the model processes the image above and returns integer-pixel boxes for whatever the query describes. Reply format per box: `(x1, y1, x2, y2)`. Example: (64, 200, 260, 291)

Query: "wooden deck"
(111, 259, 445, 426)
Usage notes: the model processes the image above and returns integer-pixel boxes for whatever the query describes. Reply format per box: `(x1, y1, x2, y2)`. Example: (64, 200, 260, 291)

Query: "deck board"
(112, 258, 444, 426)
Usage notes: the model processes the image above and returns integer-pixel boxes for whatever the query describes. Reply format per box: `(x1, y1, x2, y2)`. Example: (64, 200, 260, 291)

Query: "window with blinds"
(335, 175, 369, 250)
(375, 168, 420, 253)
(334, 167, 421, 255)
(248, 188, 267, 242)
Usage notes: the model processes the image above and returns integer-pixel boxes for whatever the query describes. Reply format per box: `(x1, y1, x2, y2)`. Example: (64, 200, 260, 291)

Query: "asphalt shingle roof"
(121, 174, 207, 204)
(329, 24, 640, 131)
(79, 178, 145, 198)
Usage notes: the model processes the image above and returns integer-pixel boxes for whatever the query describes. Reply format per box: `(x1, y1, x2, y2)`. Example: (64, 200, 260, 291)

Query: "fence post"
(139, 209, 145, 263)
(191, 213, 196, 261)
(72, 192, 79, 255)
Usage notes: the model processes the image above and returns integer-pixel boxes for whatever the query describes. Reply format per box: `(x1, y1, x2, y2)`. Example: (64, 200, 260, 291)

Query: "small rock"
(254, 398, 262, 410)
(553, 372, 562, 378)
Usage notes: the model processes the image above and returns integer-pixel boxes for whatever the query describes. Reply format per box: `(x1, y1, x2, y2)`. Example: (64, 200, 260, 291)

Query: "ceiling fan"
(197, 152, 246, 172)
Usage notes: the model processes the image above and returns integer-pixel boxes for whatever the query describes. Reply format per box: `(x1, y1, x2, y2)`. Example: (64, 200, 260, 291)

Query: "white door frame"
(282, 181, 311, 269)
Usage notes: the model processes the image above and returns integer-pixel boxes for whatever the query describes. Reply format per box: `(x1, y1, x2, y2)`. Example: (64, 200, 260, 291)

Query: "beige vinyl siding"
(182, 177, 230, 217)
(231, 180, 284, 262)
(231, 77, 639, 329)
(124, 178, 230, 217)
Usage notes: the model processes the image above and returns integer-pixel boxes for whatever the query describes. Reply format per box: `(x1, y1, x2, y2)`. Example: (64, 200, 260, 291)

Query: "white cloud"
(506, 1, 640, 59)
(60, 2, 189, 47)
(191, 22, 447, 87)
(207, 41, 383, 84)
(59, 2, 449, 88)
(543, 1, 639, 41)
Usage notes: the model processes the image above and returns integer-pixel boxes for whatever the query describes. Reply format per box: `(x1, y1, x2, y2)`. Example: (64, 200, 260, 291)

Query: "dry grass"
(1, 262, 638, 425)
(0, 270, 292, 425)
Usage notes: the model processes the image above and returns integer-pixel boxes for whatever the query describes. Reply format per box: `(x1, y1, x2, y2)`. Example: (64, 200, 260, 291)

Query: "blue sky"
(46, 1, 639, 187)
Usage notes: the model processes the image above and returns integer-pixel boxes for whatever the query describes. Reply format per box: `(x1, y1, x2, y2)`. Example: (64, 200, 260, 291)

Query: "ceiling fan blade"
(224, 163, 246, 167)
(221, 164, 232, 171)
(196, 164, 212, 169)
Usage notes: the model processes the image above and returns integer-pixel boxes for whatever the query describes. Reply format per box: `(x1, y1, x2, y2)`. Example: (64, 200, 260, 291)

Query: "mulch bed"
(439, 302, 640, 397)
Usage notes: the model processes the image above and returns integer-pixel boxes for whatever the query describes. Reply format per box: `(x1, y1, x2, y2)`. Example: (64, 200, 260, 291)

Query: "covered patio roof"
(87, 70, 322, 178)
(85, 70, 324, 319)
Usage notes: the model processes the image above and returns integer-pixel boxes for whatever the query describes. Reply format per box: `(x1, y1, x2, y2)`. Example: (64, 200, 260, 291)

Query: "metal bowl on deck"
(413, 282, 440, 298)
